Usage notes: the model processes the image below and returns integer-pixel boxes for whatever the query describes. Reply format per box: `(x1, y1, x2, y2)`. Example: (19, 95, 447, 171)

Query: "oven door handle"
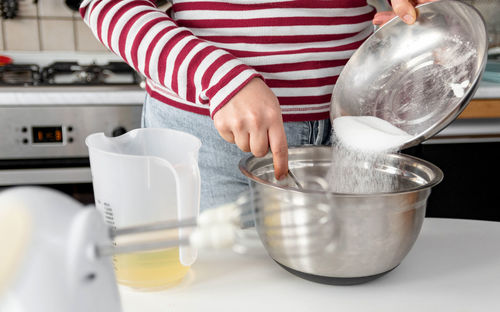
(0, 167, 92, 186)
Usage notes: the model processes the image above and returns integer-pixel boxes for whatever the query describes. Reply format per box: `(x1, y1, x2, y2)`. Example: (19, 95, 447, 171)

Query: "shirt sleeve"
(79, 0, 262, 117)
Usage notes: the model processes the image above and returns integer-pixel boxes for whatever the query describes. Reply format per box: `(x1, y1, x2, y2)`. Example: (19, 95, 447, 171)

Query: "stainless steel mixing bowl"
(239, 147, 443, 284)
(331, 0, 488, 149)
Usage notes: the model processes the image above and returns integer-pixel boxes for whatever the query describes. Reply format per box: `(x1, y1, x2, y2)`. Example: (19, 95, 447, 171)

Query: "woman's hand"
(373, 0, 438, 26)
(213, 78, 289, 180)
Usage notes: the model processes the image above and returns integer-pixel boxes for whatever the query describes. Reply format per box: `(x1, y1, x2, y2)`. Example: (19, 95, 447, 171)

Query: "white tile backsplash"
(2, 1, 157, 53)
(40, 20, 75, 51)
(0, 22, 4, 51)
(75, 20, 108, 52)
(3, 19, 39, 51)
(38, 0, 74, 17)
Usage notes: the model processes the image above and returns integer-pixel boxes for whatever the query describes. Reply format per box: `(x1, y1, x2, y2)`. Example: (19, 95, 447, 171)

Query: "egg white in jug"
(114, 247, 189, 290)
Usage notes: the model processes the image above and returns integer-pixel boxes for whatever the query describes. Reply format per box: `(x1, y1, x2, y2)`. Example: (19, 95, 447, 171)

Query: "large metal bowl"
(239, 147, 443, 284)
(331, 0, 488, 149)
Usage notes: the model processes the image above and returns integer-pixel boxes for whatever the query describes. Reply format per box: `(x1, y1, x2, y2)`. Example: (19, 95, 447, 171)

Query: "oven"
(0, 52, 144, 204)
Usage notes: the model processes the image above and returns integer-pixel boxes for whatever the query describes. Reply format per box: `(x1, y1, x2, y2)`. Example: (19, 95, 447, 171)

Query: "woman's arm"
(79, 0, 289, 179)
(79, 0, 261, 118)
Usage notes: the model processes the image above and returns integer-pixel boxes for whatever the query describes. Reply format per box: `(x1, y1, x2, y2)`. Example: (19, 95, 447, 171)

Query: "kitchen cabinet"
(119, 218, 500, 312)
(460, 79, 500, 118)
(458, 98, 500, 119)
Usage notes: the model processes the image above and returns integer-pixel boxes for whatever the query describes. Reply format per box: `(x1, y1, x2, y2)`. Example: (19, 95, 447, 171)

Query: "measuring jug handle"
(176, 154, 201, 266)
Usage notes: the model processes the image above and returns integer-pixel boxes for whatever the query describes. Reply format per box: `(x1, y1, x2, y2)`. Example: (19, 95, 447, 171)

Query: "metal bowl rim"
(238, 146, 444, 197)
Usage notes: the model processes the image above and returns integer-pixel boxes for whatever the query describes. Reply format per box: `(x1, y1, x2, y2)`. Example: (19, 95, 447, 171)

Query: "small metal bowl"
(239, 147, 443, 285)
(331, 0, 488, 149)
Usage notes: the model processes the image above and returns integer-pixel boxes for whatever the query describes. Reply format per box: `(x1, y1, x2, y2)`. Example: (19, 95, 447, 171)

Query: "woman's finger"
(217, 129, 235, 144)
(391, 0, 417, 24)
(234, 132, 251, 153)
(373, 11, 396, 25)
(268, 123, 288, 180)
(249, 129, 269, 158)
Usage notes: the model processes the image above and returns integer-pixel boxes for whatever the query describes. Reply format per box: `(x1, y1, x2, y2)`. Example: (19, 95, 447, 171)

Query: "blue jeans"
(142, 94, 331, 211)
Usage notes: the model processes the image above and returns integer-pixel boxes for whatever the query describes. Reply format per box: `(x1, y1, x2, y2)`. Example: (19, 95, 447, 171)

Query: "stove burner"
(0, 64, 40, 86)
(0, 61, 142, 86)
(42, 62, 104, 85)
(41, 61, 141, 86)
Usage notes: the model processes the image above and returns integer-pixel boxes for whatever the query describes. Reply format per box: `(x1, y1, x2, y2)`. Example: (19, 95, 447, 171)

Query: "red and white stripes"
(80, 0, 375, 122)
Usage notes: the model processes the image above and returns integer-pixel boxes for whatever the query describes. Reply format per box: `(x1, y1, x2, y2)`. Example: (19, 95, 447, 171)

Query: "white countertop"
(0, 86, 146, 106)
(119, 218, 500, 312)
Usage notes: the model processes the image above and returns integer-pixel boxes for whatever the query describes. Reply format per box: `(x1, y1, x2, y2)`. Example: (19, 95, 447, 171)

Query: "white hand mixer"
(0, 186, 246, 312)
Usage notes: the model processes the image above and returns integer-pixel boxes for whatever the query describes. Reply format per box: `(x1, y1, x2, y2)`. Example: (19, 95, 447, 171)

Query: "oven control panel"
(31, 126, 64, 144)
(0, 105, 142, 159)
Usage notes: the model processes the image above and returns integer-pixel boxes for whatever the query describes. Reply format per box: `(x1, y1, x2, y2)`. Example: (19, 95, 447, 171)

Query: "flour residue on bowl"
(356, 35, 478, 137)
(327, 116, 412, 194)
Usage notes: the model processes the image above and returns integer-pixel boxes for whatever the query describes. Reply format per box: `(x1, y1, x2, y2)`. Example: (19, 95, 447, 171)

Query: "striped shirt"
(80, 0, 376, 122)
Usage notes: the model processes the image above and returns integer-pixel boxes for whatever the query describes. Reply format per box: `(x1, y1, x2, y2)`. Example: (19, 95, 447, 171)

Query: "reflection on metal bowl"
(239, 146, 443, 285)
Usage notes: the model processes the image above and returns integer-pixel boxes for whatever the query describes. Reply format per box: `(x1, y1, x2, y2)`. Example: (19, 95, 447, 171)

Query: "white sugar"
(332, 116, 412, 153)
(327, 144, 397, 193)
(327, 116, 413, 194)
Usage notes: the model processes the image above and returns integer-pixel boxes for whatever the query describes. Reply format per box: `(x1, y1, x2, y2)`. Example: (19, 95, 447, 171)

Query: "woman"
(79, 0, 433, 210)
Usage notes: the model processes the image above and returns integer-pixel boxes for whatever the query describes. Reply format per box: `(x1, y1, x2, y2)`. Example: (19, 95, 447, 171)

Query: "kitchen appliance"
(239, 146, 443, 285)
(86, 128, 201, 290)
(0, 186, 245, 311)
(0, 63, 40, 85)
(0, 52, 144, 202)
(0, 187, 121, 312)
(331, 0, 488, 150)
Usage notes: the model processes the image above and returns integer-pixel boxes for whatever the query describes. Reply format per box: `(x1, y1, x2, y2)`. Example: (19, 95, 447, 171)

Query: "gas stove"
(0, 52, 146, 96)
(0, 61, 142, 86)
(0, 52, 145, 193)
(0, 64, 40, 86)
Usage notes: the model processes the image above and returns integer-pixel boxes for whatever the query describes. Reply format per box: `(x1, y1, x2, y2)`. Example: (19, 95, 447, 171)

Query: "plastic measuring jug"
(86, 128, 201, 290)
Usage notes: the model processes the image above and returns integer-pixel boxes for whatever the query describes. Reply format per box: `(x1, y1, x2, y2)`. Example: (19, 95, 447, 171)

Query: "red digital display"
(32, 126, 63, 144)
